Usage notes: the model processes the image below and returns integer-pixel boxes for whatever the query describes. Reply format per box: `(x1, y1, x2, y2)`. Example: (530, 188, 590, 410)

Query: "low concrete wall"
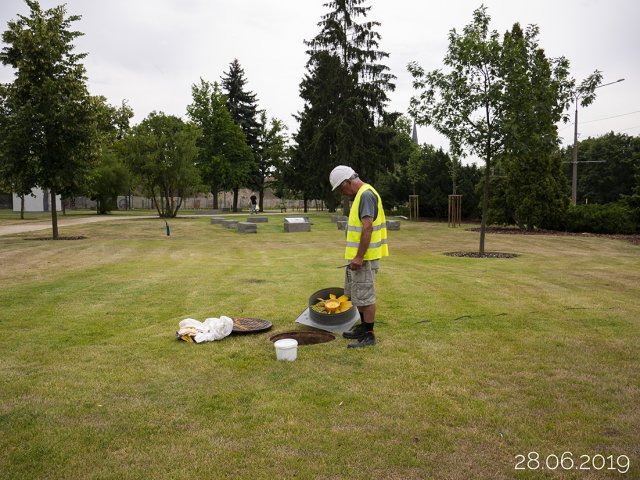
(284, 222, 311, 233)
(387, 220, 401, 230)
(238, 222, 257, 233)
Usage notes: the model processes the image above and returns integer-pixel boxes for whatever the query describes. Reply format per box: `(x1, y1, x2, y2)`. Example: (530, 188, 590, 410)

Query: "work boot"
(342, 323, 368, 339)
(347, 332, 376, 348)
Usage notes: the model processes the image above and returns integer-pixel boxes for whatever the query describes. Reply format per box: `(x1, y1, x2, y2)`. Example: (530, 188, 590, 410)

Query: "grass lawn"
(1, 214, 638, 479)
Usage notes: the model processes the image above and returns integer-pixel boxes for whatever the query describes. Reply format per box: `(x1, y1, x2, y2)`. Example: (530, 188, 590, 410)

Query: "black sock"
(359, 312, 365, 324)
(365, 322, 374, 333)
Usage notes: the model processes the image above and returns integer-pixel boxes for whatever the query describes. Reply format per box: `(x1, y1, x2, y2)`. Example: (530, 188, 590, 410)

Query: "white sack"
(193, 315, 234, 343)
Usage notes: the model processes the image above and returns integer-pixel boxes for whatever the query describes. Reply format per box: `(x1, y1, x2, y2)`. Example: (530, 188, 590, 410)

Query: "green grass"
(1, 215, 638, 479)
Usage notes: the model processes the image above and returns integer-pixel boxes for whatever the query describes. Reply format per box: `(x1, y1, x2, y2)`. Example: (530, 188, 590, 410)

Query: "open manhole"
(269, 330, 335, 345)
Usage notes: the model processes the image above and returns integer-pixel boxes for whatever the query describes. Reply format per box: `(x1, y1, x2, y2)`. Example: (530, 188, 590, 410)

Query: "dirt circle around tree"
(24, 236, 87, 241)
(466, 226, 640, 246)
(444, 251, 519, 259)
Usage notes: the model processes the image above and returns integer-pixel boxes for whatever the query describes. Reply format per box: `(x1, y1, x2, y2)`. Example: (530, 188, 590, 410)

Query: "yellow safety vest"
(345, 184, 389, 260)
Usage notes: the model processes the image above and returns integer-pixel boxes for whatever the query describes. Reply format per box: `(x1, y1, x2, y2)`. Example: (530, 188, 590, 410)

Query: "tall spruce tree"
(292, 51, 361, 211)
(1, 0, 96, 238)
(294, 0, 396, 211)
(221, 59, 260, 211)
(306, 0, 395, 116)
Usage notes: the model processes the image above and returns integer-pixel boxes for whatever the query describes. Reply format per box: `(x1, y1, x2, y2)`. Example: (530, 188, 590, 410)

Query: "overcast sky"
(1, 0, 638, 165)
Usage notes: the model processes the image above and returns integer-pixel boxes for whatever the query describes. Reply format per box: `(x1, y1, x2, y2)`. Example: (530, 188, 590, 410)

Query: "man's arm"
(350, 216, 373, 270)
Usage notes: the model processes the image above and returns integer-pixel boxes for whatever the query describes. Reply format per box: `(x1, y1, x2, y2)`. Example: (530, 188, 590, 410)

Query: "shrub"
(564, 203, 637, 234)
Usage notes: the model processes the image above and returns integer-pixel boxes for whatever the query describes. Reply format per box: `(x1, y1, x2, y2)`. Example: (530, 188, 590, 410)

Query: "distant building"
(0, 194, 12, 209)
(12, 187, 62, 212)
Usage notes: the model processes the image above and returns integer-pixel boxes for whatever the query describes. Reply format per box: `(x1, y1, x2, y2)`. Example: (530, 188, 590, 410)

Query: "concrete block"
(331, 215, 348, 223)
(284, 222, 311, 233)
(211, 217, 224, 224)
(238, 222, 257, 233)
(337, 221, 347, 230)
(222, 219, 239, 229)
(387, 219, 401, 231)
(248, 216, 268, 223)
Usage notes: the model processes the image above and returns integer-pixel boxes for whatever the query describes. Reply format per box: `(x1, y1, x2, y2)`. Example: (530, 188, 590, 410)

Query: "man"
(329, 165, 389, 348)
(250, 194, 258, 214)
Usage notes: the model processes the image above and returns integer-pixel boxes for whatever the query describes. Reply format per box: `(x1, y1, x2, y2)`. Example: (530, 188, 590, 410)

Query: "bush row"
(563, 201, 639, 235)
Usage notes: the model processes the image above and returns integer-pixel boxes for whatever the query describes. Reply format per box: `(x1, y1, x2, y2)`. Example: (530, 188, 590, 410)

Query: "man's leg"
(359, 303, 376, 324)
(345, 262, 377, 347)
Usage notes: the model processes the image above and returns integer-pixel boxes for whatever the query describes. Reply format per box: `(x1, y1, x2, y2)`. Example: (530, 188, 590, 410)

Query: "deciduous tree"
(0, 0, 96, 237)
(124, 112, 201, 218)
(255, 111, 288, 212)
(409, 6, 573, 251)
(187, 79, 254, 210)
(561, 132, 640, 204)
(86, 96, 133, 214)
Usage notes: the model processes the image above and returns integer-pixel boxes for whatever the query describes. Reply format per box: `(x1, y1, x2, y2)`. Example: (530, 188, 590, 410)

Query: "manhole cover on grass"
(232, 317, 272, 334)
(270, 330, 336, 345)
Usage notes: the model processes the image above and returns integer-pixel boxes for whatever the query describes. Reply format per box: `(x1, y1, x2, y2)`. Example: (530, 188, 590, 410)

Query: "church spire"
(411, 120, 419, 144)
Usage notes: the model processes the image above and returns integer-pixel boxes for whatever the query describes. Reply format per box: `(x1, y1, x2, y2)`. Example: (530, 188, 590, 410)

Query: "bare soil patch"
(24, 236, 87, 241)
(444, 251, 519, 259)
(467, 226, 640, 245)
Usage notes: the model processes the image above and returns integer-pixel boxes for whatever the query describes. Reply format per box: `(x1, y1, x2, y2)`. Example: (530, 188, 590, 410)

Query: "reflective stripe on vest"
(345, 184, 389, 261)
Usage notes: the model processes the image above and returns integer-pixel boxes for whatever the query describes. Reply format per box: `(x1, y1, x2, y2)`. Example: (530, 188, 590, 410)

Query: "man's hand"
(349, 256, 364, 270)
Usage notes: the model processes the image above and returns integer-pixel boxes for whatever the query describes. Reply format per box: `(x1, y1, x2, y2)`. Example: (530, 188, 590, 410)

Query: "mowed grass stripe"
(0, 215, 638, 479)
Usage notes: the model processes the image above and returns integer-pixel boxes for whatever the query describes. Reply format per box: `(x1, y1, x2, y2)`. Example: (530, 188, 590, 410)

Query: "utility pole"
(571, 101, 579, 205)
(571, 78, 624, 205)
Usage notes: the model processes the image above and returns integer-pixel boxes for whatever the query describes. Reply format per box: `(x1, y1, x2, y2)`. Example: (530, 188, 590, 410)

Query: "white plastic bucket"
(274, 338, 298, 361)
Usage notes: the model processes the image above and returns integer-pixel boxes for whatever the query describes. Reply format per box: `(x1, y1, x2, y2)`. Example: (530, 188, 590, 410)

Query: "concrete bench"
(211, 217, 224, 224)
(237, 222, 257, 233)
(387, 219, 401, 231)
(331, 215, 348, 223)
(222, 219, 239, 229)
(337, 221, 347, 230)
(248, 216, 268, 223)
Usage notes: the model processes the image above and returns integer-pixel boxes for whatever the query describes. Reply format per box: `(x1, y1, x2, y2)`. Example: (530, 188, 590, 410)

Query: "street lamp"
(571, 78, 625, 205)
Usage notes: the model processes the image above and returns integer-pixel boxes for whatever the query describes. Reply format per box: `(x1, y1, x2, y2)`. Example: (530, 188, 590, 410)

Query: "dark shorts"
(344, 259, 380, 307)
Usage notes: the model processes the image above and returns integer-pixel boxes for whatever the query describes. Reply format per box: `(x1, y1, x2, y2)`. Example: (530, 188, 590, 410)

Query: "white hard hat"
(329, 165, 356, 191)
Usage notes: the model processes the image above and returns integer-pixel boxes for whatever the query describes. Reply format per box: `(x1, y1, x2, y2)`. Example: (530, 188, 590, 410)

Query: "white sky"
(1, 0, 639, 165)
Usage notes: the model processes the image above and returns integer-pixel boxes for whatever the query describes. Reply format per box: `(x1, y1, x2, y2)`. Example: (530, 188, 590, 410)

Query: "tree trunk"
(479, 157, 490, 256)
(342, 197, 350, 217)
(232, 187, 239, 212)
(152, 193, 162, 217)
(20, 194, 25, 220)
(212, 185, 219, 209)
(50, 188, 59, 240)
(259, 189, 264, 213)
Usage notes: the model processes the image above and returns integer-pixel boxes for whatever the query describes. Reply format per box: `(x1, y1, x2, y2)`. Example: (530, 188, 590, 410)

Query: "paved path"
(0, 215, 158, 236)
(0, 212, 293, 237)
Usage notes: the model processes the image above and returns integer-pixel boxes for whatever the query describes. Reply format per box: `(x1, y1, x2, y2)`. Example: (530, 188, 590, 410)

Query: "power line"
(558, 109, 640, 131)
(619, 124, 640, 132)
(580, 110, 640, 125)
